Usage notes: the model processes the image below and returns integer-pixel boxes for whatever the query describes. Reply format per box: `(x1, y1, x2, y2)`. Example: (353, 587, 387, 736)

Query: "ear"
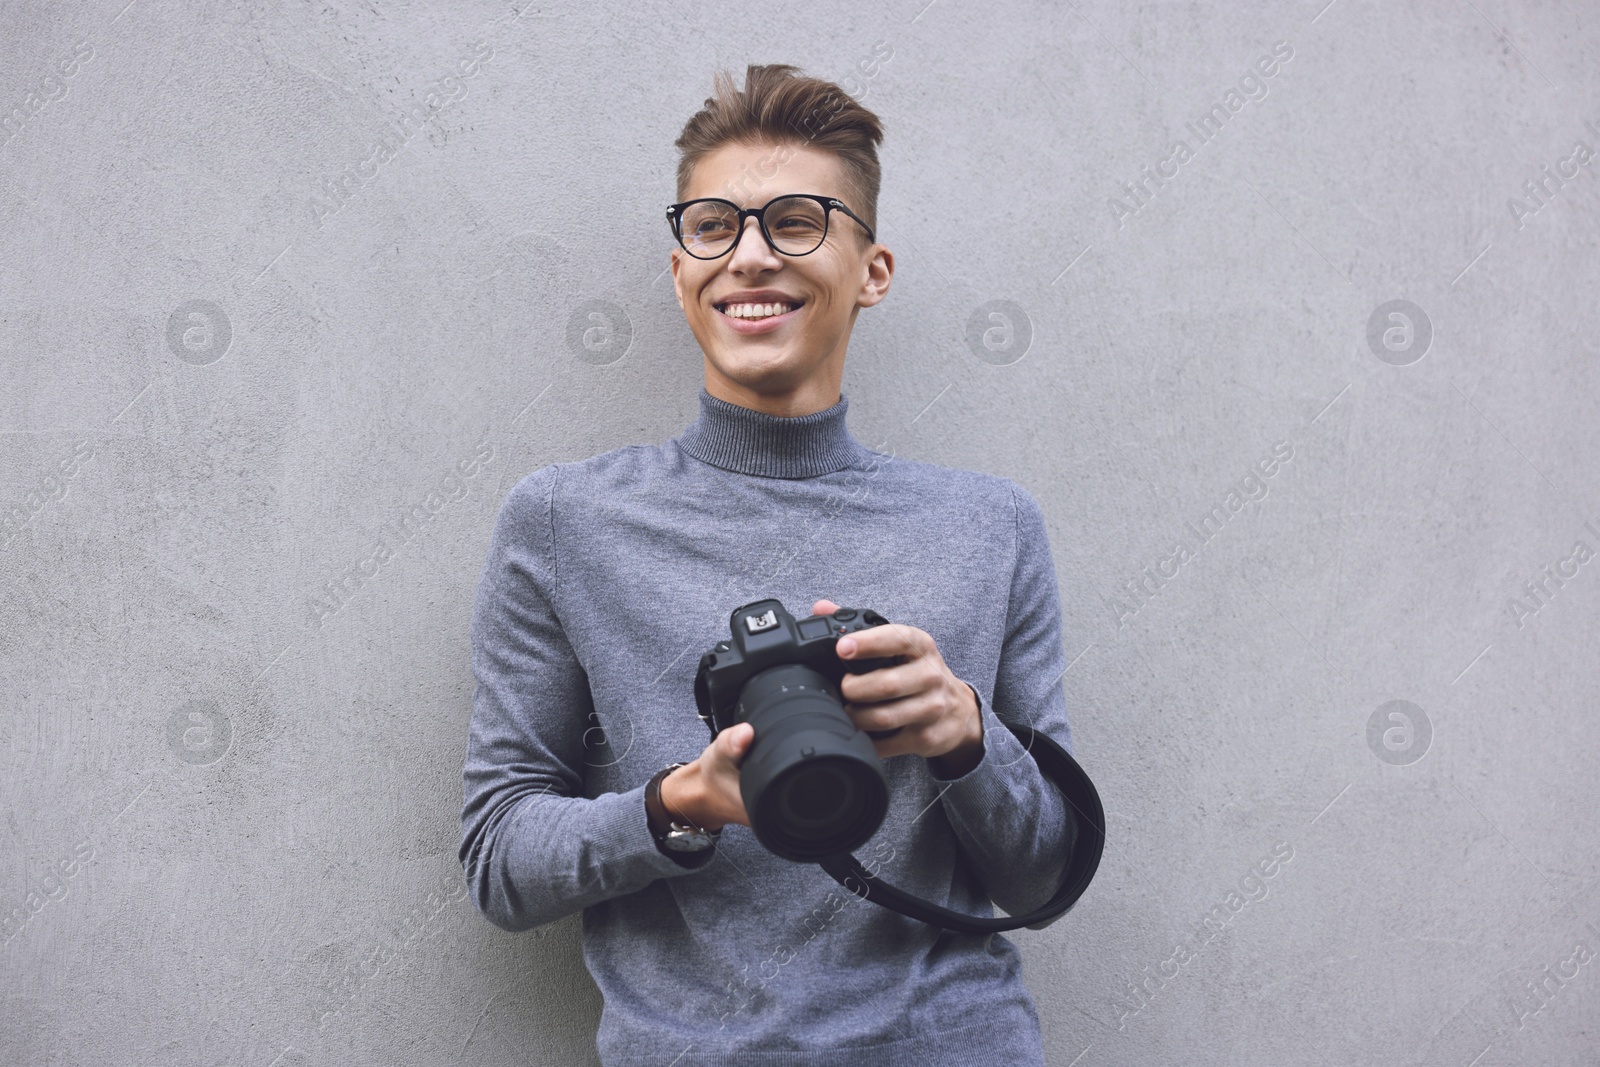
(856, 243, 893, 310)
(671, 248, 685, 308)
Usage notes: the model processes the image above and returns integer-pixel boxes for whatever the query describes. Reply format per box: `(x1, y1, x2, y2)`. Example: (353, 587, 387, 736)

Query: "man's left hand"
(811, 598, 984, 778)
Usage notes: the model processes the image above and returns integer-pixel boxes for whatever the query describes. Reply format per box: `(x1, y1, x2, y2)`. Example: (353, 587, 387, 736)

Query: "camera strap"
(816, 721, 1104, 935)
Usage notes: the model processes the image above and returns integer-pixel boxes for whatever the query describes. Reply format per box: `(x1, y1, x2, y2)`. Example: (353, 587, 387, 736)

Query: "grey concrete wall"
(2, 0, 1597, 1063)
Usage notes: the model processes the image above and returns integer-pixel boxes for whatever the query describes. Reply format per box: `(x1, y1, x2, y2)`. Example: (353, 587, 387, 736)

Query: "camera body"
(694, 599, 900, 861)
(694, 599, 900, 734)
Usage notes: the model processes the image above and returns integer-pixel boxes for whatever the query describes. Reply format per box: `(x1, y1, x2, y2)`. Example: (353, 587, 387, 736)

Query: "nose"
(727, 213, 781, 271)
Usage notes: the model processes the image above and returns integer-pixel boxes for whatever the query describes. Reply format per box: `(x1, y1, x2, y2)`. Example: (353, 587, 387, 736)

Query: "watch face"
(664, 829, 714, 852)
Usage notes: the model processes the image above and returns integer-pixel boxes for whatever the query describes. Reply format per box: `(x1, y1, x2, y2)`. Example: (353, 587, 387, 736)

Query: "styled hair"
(673, 63, 885, 239)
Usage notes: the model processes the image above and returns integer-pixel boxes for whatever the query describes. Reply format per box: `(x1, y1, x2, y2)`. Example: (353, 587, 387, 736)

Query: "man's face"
(671, 141, 892, 407)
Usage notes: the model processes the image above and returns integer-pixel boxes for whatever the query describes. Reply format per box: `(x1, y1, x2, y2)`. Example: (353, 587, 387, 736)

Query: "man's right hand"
(659, 722, 755, 832)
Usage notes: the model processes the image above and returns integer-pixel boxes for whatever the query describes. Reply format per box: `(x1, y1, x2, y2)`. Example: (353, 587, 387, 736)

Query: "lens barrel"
(736, 663, 889, 861)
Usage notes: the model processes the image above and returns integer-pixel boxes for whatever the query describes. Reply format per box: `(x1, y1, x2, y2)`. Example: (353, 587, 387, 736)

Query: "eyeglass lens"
(678, 197, 829, 258)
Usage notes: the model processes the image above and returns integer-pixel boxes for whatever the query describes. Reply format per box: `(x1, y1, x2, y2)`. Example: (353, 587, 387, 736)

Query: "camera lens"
(735, 664, 889, 862)
(777, 763, 856, 827)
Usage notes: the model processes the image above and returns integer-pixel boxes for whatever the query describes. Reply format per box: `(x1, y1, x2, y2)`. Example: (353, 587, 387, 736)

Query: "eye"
(680, 203, 739, 237)
(766, 199, 828, 235)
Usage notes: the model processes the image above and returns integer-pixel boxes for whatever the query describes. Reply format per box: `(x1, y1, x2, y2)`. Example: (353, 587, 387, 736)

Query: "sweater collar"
(675, 387, 874, 479)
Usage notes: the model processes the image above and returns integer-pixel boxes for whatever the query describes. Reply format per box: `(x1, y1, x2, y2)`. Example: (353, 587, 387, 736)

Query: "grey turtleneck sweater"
(459, 388, 1078, 1067)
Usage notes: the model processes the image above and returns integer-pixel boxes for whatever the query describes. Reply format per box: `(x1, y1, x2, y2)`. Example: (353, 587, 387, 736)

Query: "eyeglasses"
(666, 193, 876, 260)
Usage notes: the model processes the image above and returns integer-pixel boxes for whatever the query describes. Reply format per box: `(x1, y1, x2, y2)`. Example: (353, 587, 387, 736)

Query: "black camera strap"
(816, 721, 1104, 935)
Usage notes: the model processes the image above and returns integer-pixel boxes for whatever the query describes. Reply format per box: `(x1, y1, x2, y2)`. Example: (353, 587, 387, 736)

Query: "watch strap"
(645, 763, 718, 869)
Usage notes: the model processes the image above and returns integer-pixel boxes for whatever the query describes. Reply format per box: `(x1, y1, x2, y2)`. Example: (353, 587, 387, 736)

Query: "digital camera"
(694, 599, 901, 862)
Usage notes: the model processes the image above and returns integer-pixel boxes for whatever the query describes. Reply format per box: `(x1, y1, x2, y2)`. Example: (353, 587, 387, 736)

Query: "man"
(460, 63, 1077, 1066)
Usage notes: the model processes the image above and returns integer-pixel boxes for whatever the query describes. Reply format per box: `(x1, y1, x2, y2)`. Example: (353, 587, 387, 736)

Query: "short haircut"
(673, 63, 885, 240)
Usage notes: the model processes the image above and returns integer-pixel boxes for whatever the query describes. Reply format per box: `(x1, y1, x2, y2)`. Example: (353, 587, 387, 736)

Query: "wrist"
(929, 682, 985, 779)
(660, 763, 720, 833)
(645, 763, 719, 869)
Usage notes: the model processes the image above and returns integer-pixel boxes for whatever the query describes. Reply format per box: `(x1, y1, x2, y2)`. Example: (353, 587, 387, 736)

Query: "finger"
(725, 722, 754, 754)
(812, 598, 840, 616)
(836, 623, 929, 663)
(868, 727, 925, 760)
(838, 658, 929, 703)
(844, 694, 923, 735)
(712, 724, 749, 766)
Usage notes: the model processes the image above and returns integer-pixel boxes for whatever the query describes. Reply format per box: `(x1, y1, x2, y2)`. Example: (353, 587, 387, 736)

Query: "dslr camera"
(694, 599, 902, 862)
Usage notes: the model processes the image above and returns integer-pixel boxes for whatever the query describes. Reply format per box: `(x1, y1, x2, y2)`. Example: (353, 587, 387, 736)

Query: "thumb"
(723, 722, 755, 757)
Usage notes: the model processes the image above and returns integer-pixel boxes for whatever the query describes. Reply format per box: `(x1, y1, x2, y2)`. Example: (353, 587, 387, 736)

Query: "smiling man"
(460, 64, 1079, 1067)
(669, 132, 882, 419)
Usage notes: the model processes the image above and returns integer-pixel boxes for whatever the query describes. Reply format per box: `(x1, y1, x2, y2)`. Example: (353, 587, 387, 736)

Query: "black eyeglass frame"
(665, 193, 877, 260)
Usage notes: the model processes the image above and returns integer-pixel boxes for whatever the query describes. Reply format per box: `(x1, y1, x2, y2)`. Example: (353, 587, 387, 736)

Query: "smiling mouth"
(714, 300, 803, 321)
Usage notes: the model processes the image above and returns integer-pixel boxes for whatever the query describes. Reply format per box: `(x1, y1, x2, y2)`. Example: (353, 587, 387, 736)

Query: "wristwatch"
(645, 763, 719, 867)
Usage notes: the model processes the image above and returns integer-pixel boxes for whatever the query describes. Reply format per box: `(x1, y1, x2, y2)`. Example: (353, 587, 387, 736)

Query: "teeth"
(720, 302, 796, 319)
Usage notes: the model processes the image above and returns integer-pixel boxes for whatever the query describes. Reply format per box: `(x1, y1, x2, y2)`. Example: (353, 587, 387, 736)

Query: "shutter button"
(832, 608, 857, 621)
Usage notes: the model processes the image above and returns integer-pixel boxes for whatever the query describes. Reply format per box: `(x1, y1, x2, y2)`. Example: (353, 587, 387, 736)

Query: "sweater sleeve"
(459, 465, 702, 933)
(927, 481, 1079, 918)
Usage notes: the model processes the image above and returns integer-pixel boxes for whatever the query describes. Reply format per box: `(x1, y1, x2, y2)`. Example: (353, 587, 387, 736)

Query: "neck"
(704, 378, 840, 417)
(701, 348, 848, 418)
(675, 387, 873, 479)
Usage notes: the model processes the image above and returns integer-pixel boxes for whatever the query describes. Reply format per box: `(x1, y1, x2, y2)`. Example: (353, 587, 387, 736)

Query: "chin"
(711, 350, 811, 389)
(713, 343, 799, 372)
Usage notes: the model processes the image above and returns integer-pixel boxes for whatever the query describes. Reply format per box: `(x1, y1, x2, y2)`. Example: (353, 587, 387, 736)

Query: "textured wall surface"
(3, 1, 1598, 1064)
